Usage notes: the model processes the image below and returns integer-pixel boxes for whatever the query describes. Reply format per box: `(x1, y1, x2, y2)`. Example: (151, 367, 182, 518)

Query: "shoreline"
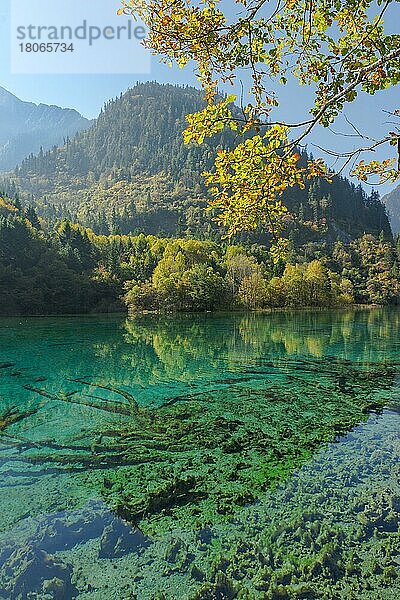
(0, 303, 394, 319)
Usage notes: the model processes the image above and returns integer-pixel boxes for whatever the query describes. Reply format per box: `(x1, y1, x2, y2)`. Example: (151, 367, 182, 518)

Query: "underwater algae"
(0, 310, 399, 598)
(0, 351, 396, 533)
(187, 411, 400, 600)
(1, 410, 399, 599)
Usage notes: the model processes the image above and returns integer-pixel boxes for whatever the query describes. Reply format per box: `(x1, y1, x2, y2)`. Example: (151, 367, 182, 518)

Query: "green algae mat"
(0, 309, 399, 598)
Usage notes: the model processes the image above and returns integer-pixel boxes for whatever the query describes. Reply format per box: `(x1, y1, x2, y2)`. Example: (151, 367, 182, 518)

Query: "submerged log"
(160, 389, 221, 408)
(23, 385, 132, 416)
(59, 393, 132, 416)
(0, 431, 42, 449)
(23, 385, 58, 400)
(0, 431, 128, 454)
(67, 379, 156, 424)
(67, 379, 142, 413)
(0, 450, 166, 470)
(0, 404, 44, 431)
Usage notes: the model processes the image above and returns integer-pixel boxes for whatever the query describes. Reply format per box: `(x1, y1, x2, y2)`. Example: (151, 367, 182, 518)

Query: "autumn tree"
(119, 0, 400, 256)
(238, 271, 269, 308)
(225, 249, 263, 295)
(127, 238, 229, 311)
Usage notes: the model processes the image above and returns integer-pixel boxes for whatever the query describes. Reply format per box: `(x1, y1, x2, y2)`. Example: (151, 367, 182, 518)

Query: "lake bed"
(0, 310, 399, 599)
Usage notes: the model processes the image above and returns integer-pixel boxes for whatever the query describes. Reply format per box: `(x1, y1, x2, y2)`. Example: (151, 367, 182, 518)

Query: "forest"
(1, 84, 398, 316)
(4, 83, 392, 241)
(1, 191, 399, 316)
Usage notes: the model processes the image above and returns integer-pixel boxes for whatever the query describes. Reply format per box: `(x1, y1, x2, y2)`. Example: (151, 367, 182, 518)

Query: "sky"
(0, 0, 199, 117)
(0, 0, 399, 195)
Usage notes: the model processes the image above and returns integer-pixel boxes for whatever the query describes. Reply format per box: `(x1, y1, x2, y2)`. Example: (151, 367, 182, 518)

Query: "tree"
(184, 263, 229, 310)
(238, 271, 268, 309)
(281, 264, 308, 307)
(24, 206, 41, 229)
(355, 234, 400, 303)
(126, 238, 230, 311)
(120, 0, 400, 255)
(304, 260, 332, 305)
(0, 206, 114, 316)
(56, 220, 96, 273)
(266, 277, 286, 307)
(225, 251, 262, 295)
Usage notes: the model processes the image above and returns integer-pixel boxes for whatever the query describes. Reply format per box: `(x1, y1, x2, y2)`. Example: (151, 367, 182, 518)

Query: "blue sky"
(0, 0, 398, 195)
(0, 0, 199, 117)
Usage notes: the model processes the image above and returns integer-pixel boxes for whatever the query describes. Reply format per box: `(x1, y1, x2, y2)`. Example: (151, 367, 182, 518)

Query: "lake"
(0, 309, 399, 599)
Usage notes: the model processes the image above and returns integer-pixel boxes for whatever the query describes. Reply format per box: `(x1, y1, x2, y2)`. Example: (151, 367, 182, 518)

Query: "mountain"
(383, 185, 400, 235)
(5, 82, 392, 242)
(0, 86, 91, 171)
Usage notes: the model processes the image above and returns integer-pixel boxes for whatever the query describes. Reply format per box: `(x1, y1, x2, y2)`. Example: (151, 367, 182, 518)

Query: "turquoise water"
(0, 309, 399, 598)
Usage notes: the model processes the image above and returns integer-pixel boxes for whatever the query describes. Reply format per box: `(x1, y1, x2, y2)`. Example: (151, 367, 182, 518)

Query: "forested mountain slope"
(1, 191, 398, 316)
(6, 82, 392, 242)
(0, 196, 119, 315)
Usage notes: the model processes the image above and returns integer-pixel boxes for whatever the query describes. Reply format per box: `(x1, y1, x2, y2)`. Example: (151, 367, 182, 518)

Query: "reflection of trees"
(122, 309, 400, 387)
(123, 314, 235, 385)
(13, 309, 395, 404)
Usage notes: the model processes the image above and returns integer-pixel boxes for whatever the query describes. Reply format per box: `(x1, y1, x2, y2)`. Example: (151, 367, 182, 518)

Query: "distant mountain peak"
(0, 85, 19, 103)
(0, 86, 91, 171)
(5, 81, 392, 242)
(383, 184, 400, 235)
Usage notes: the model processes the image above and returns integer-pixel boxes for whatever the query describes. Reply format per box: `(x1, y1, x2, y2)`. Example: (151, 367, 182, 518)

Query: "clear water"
(0, 309, 399, 599)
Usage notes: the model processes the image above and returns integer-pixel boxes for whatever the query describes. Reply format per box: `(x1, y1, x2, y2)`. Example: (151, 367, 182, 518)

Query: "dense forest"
(0, 83, 398, 316)
(0, 196, 120, 315)
(3, 83, 392, 243)
(1, 191, 399, 316)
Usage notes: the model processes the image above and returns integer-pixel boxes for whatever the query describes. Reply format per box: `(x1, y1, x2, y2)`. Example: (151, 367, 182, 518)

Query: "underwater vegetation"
(0, 351, 397, 533)
(0, 310, 399, 598)
(183, 411, 400, 600)
(0, 412, 399, 599)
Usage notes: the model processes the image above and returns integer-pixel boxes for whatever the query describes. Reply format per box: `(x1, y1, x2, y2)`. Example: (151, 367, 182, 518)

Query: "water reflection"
(121, 308, 400, 388)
